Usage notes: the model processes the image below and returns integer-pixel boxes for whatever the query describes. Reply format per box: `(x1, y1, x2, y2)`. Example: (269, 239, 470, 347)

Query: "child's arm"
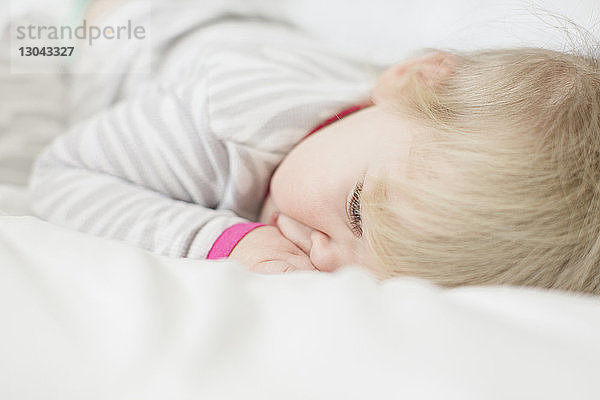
(29, 77, 272, 260)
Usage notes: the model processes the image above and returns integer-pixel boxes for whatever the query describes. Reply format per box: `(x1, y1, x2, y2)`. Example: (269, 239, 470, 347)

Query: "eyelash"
(347, 181, 363, 238)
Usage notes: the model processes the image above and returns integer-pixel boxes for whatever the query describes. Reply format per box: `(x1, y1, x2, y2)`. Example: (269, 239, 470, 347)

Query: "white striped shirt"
(29, 16, 378, 259)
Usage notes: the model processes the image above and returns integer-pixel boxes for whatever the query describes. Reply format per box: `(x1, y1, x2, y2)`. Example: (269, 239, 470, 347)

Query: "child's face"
(261, 104, 418, 275)
(259, 51, 451, 275)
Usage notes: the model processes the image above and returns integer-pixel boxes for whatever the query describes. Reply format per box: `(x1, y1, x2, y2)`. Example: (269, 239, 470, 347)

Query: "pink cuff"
(206, 222, 266, 260)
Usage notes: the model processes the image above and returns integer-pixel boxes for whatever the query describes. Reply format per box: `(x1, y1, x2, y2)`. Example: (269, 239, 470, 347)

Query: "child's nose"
(309, 230, 340, 272)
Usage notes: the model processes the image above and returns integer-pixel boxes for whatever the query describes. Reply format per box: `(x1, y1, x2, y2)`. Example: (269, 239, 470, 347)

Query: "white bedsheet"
(0, 184, 32, 216)
(2, 214, 600, 400)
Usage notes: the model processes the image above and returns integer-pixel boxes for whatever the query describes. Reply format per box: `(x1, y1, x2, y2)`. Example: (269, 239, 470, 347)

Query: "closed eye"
(346, 180, 364, 238)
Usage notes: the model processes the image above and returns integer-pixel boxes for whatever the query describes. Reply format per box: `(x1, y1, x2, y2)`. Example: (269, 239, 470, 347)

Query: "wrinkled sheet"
(2, 215, 600, 400)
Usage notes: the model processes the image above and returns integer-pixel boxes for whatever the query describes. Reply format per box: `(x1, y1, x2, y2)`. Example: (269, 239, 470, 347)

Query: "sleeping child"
(29, 2, 600, 295)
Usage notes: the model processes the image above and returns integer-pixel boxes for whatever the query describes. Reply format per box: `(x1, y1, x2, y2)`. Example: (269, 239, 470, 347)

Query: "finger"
(287, 254, 318, 271)
(276, 213, 313, 254)
(251, 260, 298, 274)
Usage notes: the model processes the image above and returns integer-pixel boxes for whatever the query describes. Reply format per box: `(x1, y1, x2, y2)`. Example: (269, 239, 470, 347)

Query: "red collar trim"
(304, 101, 373, 138)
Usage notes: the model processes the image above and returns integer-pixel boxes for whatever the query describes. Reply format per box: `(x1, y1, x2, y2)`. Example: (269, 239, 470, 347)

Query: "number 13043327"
(18, 47, 74, 57)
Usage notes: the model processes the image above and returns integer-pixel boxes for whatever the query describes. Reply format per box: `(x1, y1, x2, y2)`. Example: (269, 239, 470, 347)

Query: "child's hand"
(229, 225, 317, 273)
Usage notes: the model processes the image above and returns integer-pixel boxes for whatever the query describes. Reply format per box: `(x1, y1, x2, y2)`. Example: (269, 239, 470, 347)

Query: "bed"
(2, 1, 600, 399)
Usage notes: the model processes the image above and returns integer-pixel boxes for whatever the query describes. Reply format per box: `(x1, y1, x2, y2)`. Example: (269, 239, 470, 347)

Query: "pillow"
(271, 0, 600, 64)
(1, 215, 600, 399)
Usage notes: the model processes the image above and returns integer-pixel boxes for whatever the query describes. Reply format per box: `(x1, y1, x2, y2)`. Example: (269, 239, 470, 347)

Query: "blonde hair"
(363, 47, 600, 295)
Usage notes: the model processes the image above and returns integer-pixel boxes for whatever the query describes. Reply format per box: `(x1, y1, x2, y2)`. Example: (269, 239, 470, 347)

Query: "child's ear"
(371, 51, 455, 103)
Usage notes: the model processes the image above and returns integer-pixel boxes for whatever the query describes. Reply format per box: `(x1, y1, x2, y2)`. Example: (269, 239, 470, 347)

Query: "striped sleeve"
(28, 77, 249, 259)
(28, 20, 377, 260)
